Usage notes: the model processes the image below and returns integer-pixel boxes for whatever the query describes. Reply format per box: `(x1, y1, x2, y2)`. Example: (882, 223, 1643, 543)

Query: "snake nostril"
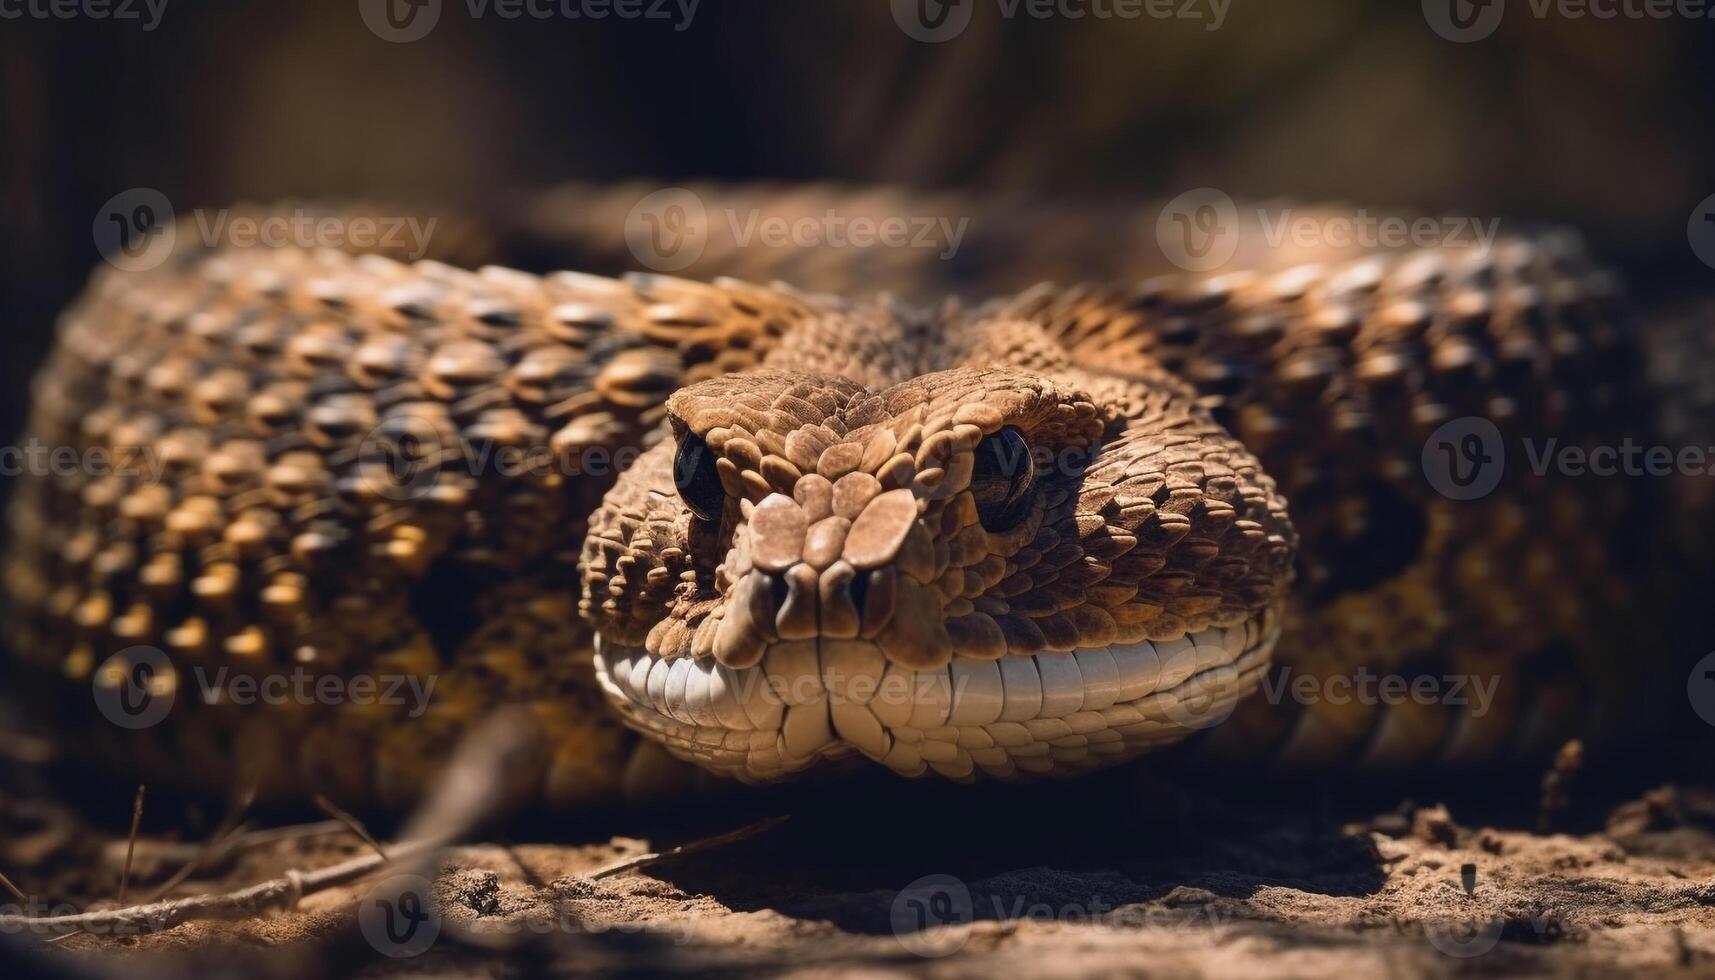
(849, 569, 872, 616)
(768, 572, 791, 617)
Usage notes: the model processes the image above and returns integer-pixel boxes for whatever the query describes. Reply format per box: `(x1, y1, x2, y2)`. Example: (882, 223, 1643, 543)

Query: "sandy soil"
(4, 763, 1715, 979)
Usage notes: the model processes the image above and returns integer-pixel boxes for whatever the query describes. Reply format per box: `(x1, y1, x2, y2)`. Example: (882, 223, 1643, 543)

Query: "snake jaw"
(592, 610, 1284, 781)
(581, 359, 1296, 781)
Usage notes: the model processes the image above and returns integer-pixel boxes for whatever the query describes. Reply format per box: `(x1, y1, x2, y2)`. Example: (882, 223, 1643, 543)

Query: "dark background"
(4, 0, 1714, 444)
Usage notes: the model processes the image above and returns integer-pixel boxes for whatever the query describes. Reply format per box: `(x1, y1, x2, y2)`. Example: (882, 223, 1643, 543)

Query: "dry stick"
(0, 712, 538, 936)
(117, 785, 146, 906)
(0, 868, 27, 904)
(114, 821, 356, 871)
(0, 710, 535, 940)
(587, 814, 790, 879)
(0, 839, 438, 935)
(313, 794, 388, 863)
(141, 786, 260, 903)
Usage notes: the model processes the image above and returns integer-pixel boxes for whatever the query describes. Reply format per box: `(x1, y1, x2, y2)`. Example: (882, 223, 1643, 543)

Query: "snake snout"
(710, 489, 951, 669)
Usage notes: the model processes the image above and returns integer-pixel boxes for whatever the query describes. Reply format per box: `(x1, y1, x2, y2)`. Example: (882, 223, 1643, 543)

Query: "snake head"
(580, 341, 1295, 782)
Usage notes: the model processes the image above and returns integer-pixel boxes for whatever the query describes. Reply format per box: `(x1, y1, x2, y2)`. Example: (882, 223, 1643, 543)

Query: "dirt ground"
(4, 761, 1715, 980)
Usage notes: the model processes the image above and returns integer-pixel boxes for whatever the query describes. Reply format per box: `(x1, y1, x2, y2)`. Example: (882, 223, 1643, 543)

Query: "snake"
(1, 185, 1700, 810)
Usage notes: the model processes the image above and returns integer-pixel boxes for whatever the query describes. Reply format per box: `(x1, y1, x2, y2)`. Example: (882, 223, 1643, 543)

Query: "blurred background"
(3, 0, 1714, 443)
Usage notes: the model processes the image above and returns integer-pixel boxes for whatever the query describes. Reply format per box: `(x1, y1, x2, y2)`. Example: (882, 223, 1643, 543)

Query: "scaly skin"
(0, 190, 1682, 807)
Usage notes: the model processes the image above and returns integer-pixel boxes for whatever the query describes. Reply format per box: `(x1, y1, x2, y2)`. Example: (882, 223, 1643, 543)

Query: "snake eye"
(674, 432, 724, 522)
(970, 427, 1036, 532)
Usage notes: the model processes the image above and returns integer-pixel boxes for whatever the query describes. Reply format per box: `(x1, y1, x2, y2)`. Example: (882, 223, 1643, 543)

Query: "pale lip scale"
(592, 608, 1281, 783)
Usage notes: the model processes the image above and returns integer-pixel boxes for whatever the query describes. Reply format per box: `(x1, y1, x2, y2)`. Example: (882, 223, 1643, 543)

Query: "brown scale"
(4, 194, 1700, 807)
(2, 228, 843, 809)
(986, 233, 1670, 768)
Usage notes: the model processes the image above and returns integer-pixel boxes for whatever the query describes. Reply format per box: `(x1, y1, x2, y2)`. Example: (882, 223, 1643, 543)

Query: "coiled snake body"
(1, 187, 1693, 809)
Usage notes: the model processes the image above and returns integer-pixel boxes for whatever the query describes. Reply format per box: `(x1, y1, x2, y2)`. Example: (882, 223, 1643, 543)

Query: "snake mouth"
(592, 608, 1282, 782)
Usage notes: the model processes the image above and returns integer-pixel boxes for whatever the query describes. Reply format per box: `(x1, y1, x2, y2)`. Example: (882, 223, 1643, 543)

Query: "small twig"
(0, 868, 26, 904)
(141, 786, 257, 903)
(0, 711, 536, 936)
(118, 785, 146, 906)
(314, 794, 388, 862)
(587, 815, 790, 879)
(0, 838, 438, 935)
